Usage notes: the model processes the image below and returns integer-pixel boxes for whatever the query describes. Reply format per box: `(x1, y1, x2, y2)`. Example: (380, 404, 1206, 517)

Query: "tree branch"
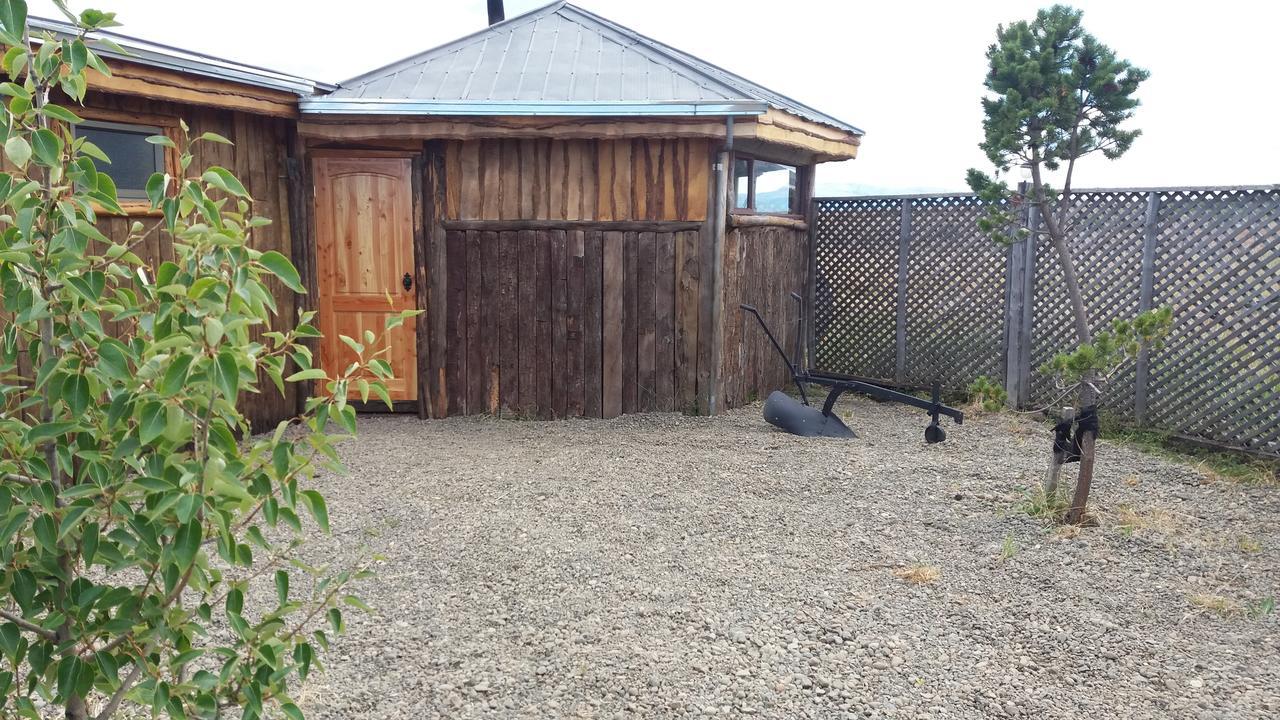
(93, 654, 146, 720)
(0, 609, 59, 640)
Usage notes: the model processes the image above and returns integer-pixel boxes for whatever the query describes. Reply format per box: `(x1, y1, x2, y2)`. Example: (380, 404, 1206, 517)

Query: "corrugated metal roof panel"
(319, 2, 860, 134)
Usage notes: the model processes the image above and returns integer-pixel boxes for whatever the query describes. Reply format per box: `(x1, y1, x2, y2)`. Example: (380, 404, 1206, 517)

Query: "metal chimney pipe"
(487, 0, 505, 25)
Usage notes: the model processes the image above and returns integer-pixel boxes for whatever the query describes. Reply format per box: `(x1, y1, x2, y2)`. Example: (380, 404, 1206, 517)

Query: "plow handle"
(740, 304, 810, 406)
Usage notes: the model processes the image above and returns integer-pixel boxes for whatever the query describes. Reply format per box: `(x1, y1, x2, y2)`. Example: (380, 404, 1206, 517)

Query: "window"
(732, 156, 798, 215)
(74, 120, 166, 200)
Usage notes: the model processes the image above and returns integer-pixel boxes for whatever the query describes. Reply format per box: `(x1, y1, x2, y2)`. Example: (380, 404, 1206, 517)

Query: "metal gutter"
(29, 16, 329, 96)
(299, 98, 769, 117)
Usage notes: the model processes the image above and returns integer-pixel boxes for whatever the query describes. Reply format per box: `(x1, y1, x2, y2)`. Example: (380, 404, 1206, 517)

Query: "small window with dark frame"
(74, 120, 166, 200)
(732, 156, 798, 215)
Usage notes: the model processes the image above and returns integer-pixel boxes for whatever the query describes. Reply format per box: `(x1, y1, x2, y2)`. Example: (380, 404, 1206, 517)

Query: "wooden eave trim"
(297, 115, 729, 142)
(735, 109, 861, 161)
(85, 60, 299, 118)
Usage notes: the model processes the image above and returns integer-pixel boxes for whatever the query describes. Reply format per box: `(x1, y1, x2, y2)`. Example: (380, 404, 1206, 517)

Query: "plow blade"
(762, 391, 856, 439)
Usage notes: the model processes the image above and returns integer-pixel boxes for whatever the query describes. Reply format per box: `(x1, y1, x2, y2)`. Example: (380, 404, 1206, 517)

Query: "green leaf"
(274, 570, 289, 606)
(145, 171, 167, 208)
(258, 250, 304, 293)
(33, 514, 57, 553)
(201, 166, 250, 199)
(286, 368, 327, 382)
(4, 135, 31, 168)
(0, 1, 28, 45)
(30, 128, 63, 167)
(139, 401, 166, 445)
(173, 521, 201, 569)
(41, 103, 83, 125)
(57, 504, 90, 539)
(65, 374, 90, 415)
(28, 421, 78, 443)
(214, 350, 239, 401)
(56, 657, 85, 703)
(81, 522, 99, 567)
(145, 134, 176, 148)
(342, 594, 373, 612)
(159, 354, 194, 397)
(197, 131, 233, 145)
(281, 703, 305, 720)
(300, 490, 329, 532)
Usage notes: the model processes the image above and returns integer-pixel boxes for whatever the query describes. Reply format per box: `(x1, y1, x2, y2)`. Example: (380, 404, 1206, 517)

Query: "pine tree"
(967, 5, 1168, 524)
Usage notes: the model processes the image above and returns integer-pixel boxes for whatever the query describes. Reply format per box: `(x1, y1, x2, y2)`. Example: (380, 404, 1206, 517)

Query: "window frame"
(73, 109, 180, 215)
(731, 155, 802, 217)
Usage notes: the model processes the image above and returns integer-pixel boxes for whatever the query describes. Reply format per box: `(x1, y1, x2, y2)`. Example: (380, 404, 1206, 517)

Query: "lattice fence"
(812, 197, 900, 380)
(811, 186, 1280, 455)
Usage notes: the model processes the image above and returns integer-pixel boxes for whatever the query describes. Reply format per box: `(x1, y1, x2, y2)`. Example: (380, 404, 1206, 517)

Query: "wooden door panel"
(314, 155, 418, 402)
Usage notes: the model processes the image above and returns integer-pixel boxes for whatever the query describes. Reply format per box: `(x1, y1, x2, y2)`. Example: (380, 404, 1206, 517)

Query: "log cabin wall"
(0, 92, 299, 433)
(425, 137, 714, 418)
(719, 223, 810, 408)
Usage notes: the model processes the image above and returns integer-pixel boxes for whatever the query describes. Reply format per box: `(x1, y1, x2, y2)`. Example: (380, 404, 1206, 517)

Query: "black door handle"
(402, 272, 413, 291)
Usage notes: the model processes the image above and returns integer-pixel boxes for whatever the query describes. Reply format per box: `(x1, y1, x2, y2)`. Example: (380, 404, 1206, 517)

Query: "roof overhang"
(299, 98, 769, 117)
(30, 16, 330, 97)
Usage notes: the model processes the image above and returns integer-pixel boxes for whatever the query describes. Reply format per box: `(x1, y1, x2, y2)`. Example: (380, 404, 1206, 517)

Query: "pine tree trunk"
(1065, 372, 1100, 525)
(1044, 199, 1099, 525)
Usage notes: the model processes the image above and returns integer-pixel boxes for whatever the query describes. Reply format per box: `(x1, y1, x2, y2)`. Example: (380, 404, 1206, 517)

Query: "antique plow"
(740, 296, 963, 442)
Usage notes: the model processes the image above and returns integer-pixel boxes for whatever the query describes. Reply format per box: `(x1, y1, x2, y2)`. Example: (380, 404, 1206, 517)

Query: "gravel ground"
(285, 398, 1279, 719)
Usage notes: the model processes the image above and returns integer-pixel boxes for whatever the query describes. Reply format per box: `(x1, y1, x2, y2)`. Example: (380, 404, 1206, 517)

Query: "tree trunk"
(1065, 371, 1100, 525)
(1044, 406, 1074, 495)
(1038, 179, 1100, 525)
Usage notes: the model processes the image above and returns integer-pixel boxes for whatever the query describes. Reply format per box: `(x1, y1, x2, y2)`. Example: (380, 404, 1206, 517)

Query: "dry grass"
(1237, 536, 1263, 554)
(1108, 503, 1185, 536)
(1052, 524, 1083, 541)
(894, 564, 941, 585)
(1189, 593, 1242, 618)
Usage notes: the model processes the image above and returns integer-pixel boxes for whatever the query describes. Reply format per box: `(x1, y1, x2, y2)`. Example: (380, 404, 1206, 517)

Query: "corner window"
(732, 156, 798, 215)
(74, 120, 166, 200)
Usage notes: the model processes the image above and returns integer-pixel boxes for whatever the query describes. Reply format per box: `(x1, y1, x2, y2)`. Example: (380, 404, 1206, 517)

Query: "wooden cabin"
(23, 2, 862, 428)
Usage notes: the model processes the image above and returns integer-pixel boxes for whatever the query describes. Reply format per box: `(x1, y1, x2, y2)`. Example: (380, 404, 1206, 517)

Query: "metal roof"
(306, 2, 861, 135)
(29, 16, 331, 96)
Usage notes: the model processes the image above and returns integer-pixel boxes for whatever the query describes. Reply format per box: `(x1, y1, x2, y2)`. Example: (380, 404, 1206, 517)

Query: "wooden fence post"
(894, 199, 911, 384)
(1133, 190, 1161, 425)
(1004, 185, 1037, 408)
(1016, 206, 1038, 407)
(1003, 237, 1026, 405)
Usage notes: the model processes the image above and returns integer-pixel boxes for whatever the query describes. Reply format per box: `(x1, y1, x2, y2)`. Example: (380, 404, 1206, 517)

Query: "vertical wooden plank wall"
(719, 225, 809, 408)
(428, 138, 711, 418)
(0, 93, 298, 432)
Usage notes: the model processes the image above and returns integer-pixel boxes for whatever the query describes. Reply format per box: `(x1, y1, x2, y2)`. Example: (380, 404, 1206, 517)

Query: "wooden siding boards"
(412, 137, 725, 420)
(719, 226, 808, 407)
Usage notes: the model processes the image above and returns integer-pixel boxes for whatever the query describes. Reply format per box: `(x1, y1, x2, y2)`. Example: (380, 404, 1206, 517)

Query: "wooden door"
(313, 155, 418, 402)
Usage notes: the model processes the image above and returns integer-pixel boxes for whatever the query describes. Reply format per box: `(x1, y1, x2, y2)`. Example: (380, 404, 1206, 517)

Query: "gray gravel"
(284, 399, 1279, 719)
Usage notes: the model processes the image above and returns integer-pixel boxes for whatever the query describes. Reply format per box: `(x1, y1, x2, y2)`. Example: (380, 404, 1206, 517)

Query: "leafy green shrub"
(0, 3, 410, 717)
(966, 375, 1007, 412)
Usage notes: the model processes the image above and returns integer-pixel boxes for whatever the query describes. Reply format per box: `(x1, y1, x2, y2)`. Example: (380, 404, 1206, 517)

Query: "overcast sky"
(30, 0, 1280, 195)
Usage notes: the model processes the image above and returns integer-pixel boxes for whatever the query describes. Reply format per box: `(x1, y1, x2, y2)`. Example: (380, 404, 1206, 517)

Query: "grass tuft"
(1108, 503, 1183, 536)
(894, 564, 941, 585)
(1236, 536, 1263, 554)
(1019, 485, 1071, 523)
(1189, 593, 1241, 618)
(999, 533, 1019, 561)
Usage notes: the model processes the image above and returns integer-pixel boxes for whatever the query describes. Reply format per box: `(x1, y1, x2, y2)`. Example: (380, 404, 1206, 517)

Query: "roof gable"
(320, 2, 861, 135)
